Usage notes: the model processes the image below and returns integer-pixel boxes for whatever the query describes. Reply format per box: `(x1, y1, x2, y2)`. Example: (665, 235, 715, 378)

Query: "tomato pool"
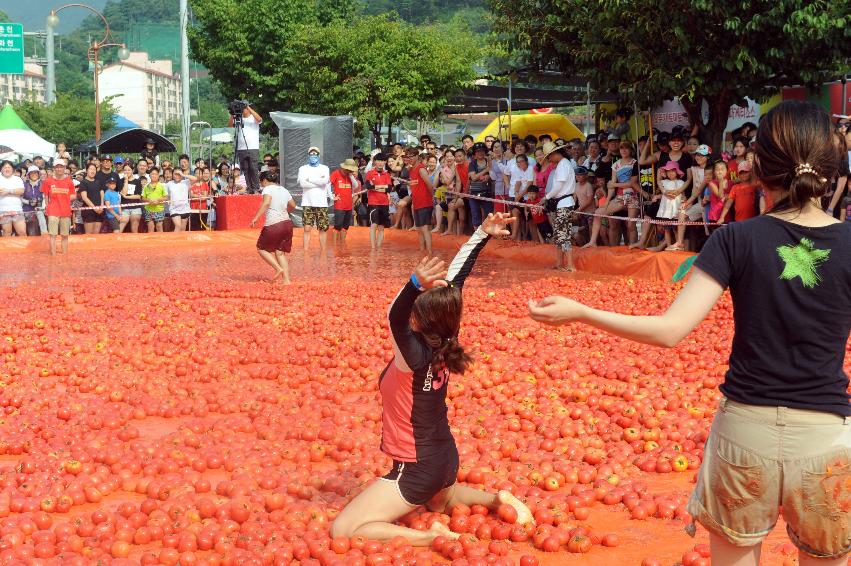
(0, 229, 837, 565)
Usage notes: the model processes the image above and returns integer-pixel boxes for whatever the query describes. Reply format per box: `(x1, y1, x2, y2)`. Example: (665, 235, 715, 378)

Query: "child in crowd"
(707, 161, 731, 223)
(525, 186, 553, 243)
(102, 178, 122, 233)
(656, 161, 686, 249)
(717, 161, 758, 224)
(53, 143, 71, 163)
(189, 167, 211, 231)
(701, 163, 715, 235)
(143, 168, 167, 233)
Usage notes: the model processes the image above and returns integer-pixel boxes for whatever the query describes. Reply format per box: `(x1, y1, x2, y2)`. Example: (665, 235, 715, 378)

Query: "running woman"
(332, 212, 533, 544)
(530, 101, 851, 566)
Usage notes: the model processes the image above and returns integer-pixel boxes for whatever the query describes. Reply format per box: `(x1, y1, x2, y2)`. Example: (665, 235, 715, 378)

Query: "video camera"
(228, 99, 250, 120)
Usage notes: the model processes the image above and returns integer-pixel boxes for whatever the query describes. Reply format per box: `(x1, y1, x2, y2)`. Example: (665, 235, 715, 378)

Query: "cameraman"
(228, 102, 263, 194)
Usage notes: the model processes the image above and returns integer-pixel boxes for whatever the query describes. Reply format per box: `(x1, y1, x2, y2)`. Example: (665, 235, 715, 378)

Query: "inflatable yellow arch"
(476, 114, 586, 143)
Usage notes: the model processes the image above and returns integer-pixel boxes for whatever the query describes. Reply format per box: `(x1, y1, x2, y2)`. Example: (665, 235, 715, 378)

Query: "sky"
(3, 1, 110, 34)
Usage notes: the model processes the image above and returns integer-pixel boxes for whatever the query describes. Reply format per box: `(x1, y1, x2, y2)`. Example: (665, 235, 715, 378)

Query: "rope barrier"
(1, 190, 369, 221)
(444, 191, 712, 227)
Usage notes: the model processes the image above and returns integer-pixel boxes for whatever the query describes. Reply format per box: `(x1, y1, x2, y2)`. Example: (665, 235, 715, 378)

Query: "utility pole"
(180, 0, 191, 153)
(45, 20, 55, 104)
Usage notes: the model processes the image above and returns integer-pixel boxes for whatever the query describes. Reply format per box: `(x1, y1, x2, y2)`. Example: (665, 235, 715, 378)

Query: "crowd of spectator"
(1, 114, 849, 262)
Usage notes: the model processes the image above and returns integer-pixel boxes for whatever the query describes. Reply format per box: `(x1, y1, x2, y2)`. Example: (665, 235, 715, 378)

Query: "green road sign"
(0, 24, 24, 75)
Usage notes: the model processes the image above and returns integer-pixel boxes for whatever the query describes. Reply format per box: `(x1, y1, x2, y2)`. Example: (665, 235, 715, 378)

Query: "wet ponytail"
(412, 286, 473, 375)
(421, 334, 472, 375)
(753, 101, 842, 213)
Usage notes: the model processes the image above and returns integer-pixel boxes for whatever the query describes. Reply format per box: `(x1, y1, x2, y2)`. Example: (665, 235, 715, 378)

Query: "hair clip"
(794, 163, 817, 177)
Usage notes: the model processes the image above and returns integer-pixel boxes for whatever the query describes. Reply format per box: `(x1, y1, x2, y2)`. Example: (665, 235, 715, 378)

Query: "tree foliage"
(13, 94, 117, 149)
(188, 2, 480, 141)
(491, 0, 851, 148)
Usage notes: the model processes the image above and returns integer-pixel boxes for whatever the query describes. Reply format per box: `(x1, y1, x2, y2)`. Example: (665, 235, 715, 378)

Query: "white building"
(98, 52, 182, 133)
(0, 63, 46, 104)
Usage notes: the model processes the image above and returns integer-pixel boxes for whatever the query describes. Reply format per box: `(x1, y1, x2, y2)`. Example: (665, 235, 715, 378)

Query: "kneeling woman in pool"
(332, 212, 533, 544)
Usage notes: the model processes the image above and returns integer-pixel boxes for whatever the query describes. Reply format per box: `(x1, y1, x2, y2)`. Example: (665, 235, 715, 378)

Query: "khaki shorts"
(47, 216, 71, 236)
(688, 397, 851, 558)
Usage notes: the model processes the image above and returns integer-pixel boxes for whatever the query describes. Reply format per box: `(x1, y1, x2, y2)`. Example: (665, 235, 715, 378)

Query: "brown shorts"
(47, 216, 72, 236)
(256, 220, 293, 253)
(688, 397, 851, 558)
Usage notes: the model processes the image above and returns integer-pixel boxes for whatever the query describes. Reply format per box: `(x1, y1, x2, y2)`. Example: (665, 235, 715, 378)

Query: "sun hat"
(308, 146, 321, 155)
(340, 158, 358, 172)
(27, 165, 40, 175)
(695, 145, 712, 156)
(660, 161, 683, 176)
(541, 141, 565, 158)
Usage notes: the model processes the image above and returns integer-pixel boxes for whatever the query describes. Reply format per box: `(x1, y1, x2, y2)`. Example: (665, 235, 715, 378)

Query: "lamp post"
(45, 4, 129, 148)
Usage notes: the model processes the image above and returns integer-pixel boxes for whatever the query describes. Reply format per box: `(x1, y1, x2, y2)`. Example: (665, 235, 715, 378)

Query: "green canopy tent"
(0, 103, 55, 159)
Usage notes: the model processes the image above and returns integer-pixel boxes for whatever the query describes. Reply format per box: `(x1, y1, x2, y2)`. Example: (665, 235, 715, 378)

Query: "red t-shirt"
(330, 170, 355, 210)
(730, 182, 758, 221)
(409, 164, 433, 210)
(365, 169, 391, 206)
(189, 182, 209, 210)
(455, 161, 469, 192)
(43, 176, 75, 218)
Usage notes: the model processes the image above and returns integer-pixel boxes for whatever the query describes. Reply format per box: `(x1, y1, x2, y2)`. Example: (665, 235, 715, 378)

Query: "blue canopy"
(113, 115, 140, 129)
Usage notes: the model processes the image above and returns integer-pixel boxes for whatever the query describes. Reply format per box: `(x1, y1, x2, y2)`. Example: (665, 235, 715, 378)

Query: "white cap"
(53, 159, 66, 167)
(27, 165, 40, 174)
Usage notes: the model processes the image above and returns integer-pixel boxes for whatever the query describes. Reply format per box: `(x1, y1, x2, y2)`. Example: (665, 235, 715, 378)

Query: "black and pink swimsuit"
(379, 228, 490, 504)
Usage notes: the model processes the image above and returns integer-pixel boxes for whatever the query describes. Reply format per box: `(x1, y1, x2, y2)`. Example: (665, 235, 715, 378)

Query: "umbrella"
(77, 128, 176, 154)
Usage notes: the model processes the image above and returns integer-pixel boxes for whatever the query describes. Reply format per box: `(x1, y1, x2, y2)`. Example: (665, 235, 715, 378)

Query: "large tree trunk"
(681, 90, 733, 155)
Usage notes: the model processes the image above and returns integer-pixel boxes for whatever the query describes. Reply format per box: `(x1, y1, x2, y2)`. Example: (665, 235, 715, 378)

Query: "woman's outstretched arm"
(529, 268, 724, 348)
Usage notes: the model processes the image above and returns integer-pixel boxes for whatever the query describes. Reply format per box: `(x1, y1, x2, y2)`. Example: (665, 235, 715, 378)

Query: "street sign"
(0, 24, 24, 75)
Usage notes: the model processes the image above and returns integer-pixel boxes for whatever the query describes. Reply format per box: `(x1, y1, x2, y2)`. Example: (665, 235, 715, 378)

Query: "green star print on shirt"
(776, 237, 831, 288)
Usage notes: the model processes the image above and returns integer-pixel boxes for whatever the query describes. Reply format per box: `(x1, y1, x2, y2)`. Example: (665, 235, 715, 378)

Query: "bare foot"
(628, 242, 643, 249)
(441, 231, 452, 237)
(267, 270, 283, 283)
(581, 242, 597, 249)
(428, 521, 460, 541)
(497, 490, 535, 525)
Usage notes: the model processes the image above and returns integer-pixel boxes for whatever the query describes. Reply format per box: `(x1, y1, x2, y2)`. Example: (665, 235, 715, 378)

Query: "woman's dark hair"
(412, 286, 472, 375)
(754, 101, 842, 214)
(217, 163, 230, 175)
(259, 170, 278, 184)
(732, 136, 749, 149)
(85, 163, 97, 175)
(0, 160, 13, 171)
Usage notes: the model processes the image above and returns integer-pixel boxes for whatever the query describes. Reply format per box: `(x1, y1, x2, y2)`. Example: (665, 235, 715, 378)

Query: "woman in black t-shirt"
(77, 163, 103, 234)
(530, 101, 851, 566)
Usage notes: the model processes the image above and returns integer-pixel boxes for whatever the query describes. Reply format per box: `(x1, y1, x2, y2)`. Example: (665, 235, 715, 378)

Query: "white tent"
(0, 103, 55, 159)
